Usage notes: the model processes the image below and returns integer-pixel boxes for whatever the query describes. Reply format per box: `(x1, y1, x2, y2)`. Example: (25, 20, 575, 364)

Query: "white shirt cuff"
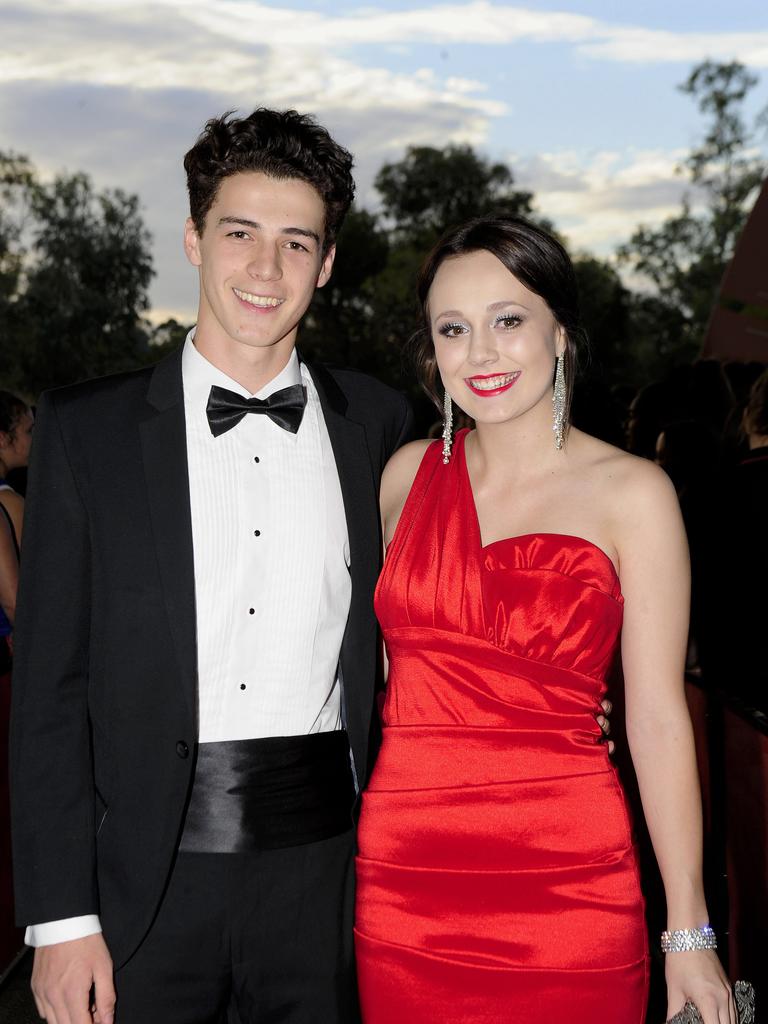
(25, 915, 102, 947)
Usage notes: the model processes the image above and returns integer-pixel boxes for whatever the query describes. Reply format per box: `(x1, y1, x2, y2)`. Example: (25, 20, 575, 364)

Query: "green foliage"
(146, 317, 191, 360)
(0, 153, 154, 396)
(375, 144, 534, 243)
(303, 145, 537, 416)
(572, 256, 630, 377)
(618, 60, 767, 353)
(301, 208, 390, 368)
(0, 153, 34, 360)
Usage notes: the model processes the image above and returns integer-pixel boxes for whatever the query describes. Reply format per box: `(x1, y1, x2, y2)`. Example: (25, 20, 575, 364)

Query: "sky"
(1, 0, 766, 324)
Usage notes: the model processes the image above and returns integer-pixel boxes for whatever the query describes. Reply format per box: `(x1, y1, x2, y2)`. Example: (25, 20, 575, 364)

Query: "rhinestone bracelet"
(660, 925, 717, 953)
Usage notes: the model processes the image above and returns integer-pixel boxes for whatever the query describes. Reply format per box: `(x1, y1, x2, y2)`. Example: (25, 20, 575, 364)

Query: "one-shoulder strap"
(383, 439, 443, 566)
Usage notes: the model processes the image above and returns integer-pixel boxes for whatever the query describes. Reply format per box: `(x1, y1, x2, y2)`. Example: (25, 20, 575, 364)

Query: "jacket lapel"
(304, 361, 380, 626)
(139, 348, 198, 720)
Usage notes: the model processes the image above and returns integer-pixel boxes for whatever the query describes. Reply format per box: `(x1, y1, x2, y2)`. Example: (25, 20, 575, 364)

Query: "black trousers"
(113, 830, 358, 1024)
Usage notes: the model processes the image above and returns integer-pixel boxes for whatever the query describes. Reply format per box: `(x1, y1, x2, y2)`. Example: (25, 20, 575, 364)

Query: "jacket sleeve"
(392, 394, 415, 456)
(10, 390, 100, 925)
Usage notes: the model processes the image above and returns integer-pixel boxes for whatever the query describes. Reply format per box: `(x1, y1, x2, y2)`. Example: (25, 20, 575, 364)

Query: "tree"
(618, 61, 767, 352)
(298, 147, 536, 407)
(147, 317, 191, 360)
(300, 208, 390, 369)
(0, 153, 154, 395)
(376, 144, 535, 243)
(303, 144, 653, 417)
(0, 154, 34, 380)
(572, 256, 631, 377)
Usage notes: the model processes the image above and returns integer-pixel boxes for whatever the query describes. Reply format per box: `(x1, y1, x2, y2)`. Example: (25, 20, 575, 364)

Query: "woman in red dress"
(354, 216, 734, 1023)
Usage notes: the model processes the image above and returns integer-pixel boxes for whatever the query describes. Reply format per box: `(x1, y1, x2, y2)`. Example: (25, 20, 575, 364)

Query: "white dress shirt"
(27, 334, 352, 946)
(186, 337, 351, 741)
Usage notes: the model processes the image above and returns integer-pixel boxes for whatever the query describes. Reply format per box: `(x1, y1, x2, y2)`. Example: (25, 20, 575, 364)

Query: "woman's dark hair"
(409, 215, 585, 428)
(0, 391, 29, 437)
(184, 108, 355, 253)
(744, 367, 768, 438)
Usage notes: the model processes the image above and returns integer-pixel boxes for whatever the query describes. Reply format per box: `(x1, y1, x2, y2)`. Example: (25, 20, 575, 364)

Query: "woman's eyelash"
(438, 322, 466, 337)
(438, 314, 524, 337)
(494, 313, 523, 328)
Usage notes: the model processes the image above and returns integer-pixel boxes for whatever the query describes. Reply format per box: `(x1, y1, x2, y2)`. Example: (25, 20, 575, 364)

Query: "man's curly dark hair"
(183, 108, 355, 253)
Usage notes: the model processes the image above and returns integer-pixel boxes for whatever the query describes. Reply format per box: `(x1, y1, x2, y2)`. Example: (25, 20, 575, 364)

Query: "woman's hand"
(665, 950, 735, 1024)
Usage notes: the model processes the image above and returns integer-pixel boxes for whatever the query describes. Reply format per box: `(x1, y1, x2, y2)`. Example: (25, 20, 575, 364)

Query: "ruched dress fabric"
(355, 430, 649, 1023)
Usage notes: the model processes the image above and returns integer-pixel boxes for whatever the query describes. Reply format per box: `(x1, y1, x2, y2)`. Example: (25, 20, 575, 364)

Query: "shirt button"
(176, 740, 189, 759)
(249, 608, 255, 615)
(240, 683, 247, 691)
(253, 456, 260, 463)
(254, 529, 261, 537)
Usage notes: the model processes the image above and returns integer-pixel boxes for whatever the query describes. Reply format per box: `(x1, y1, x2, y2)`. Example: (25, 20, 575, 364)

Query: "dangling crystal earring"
(552, 355, 566, 450)
(442, 389, 453, 464)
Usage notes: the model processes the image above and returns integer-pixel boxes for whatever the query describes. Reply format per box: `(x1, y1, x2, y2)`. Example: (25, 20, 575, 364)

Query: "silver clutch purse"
(665, 980, 755, 1023)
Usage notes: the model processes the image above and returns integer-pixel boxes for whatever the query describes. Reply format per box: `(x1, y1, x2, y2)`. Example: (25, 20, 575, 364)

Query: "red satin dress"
(355, 430, 649, 1023)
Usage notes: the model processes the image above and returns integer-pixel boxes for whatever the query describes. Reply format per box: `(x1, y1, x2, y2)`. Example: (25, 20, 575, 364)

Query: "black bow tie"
(206, 383, 307, 437)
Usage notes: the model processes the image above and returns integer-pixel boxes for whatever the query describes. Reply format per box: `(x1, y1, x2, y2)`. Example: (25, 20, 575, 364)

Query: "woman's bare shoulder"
(381, 439, 434, 504)
(572, 430, 668, 488)
(569, 429, 678, 523)
(572, 433, 681, 553)
(598, 443, 673, 505)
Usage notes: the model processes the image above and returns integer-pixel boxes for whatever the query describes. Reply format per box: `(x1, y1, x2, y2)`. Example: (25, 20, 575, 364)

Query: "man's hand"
(31, 933, 115, 1024)
(597, 698, 614, 755)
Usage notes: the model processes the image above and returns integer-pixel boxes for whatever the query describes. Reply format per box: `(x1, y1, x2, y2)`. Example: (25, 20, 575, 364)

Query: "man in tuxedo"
(10, 108, 412, 1024)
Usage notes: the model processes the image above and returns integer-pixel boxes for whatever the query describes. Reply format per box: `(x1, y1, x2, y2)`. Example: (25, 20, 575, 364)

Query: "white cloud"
(515, 148, 696, 255)
(130, 2, 600, 50)
(0, 5, 506, 124)
(579, 28, 768, 66)
(2, 0, 765, 317)
(4, 1, 768, 85)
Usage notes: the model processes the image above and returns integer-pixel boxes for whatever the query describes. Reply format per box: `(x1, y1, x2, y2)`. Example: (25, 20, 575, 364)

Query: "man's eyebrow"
(284, 226, 321, 245)
(218, 216, 320, 245)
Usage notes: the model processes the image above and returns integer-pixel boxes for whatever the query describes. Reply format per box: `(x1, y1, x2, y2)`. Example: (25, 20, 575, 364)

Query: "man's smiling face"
(184, 170, 334, 365)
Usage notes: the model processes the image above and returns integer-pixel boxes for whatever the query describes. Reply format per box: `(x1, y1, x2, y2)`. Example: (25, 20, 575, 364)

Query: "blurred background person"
(0, 496, 22, 969)
(655, 418, 722, 676)
(0, 392, 34, 547)
(0, 390, 31, 972)
(707, 369, 768, 711)
(0, 502, 18, 664)
(720, 361, 766, 464)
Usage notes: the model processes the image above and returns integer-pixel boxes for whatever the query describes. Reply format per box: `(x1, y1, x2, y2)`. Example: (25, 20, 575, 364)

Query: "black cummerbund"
(179, 730, 355, 853)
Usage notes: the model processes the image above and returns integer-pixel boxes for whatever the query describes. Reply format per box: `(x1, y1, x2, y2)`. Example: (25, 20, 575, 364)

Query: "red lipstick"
(465, 371, 521, 397)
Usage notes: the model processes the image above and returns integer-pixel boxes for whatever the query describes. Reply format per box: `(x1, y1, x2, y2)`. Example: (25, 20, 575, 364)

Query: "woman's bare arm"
(0, 491, 24, 547)
(0, 511, 18, 625)
(615, 458, 733, 1024)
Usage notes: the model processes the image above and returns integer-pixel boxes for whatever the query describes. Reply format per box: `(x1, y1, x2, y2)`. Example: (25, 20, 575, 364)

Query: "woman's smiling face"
(429, 248, 565, 427)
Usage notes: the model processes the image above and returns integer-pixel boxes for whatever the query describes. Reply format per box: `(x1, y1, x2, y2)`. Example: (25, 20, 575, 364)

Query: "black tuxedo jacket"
(10, 346, 412, 967)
